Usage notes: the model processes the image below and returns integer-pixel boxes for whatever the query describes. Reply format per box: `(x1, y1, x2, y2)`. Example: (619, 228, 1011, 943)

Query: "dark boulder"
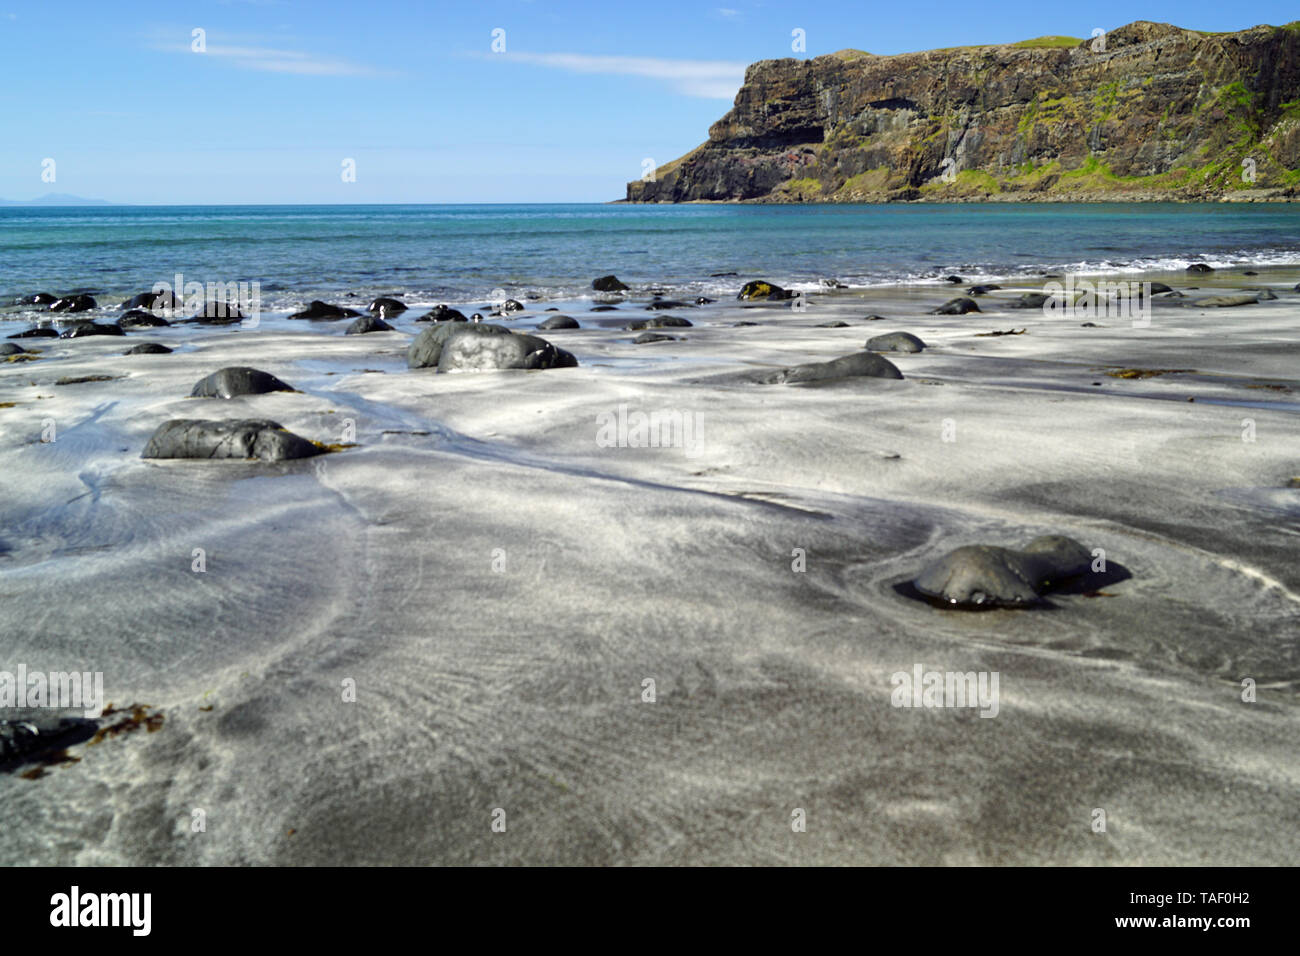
(0, 343, 26, 356)
(944, 275, 964, 284)
(1186, 263, 1213, 274)
(61, 323, 124, 338)
(537, 314, 579, 330)
(628, 316, 692, 330)
(15, 292, 58, 306)
(121, 290, 182, 311)
(415, 305, 468, 323)
(737, 280, 791, 301)
(966, 285, 1000, 295)
(592, 275, 629, 292)
(184, 301, 244, 324)
(8, 326, 58, 338)
(49, 294, 96, 313)
(409, 321, 512, 368)
(1195, 294, 1259, 307)
(118, 309, 171, 329)
(142, 419, 324, 461)
(765, 351, 903, 384)
(124, 343, 173, 355)
(190, 367, 295, 399)
(425, 324, 577, 372)
(290, 300, 362, 320)
(345, 315, 395, 334)
(500, 299, 526, 313)
(633, 332, 680, 344)
(815, 320, 850, 328)
(1007, 292, 1052, 309)
(1, 714, 97, 769)
(646, 299, 693, 310)
(590, 306, 619, 312)
(931, 297, 981, 315)
(695, 297, 715, 305)
(866, 331, 925, 353)
(1149, 282, 1173, 295)
(367, 297, 407, 314)
(911, 534, 1094, 608)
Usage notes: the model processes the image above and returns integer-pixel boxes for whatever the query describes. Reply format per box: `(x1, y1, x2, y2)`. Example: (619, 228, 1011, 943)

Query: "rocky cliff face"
(625, 21, 1300, 202)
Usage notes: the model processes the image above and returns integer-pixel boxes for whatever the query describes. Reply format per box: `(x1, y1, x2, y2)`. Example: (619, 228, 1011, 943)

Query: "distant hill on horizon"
(0, 193, 111, 206)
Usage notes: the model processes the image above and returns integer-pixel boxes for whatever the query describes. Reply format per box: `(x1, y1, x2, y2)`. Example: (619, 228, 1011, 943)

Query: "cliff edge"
(625, 21, 1300, 202)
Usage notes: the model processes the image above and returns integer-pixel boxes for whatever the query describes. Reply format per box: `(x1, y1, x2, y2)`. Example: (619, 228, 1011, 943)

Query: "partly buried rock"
(416, 305, 468, 323)
(121, 290, 182, 311)
(1195, 293, 1259, 307)
(646, 299, 693, 310)
(345, 315, 395, 334)
(0, 343, 26, 356)
(118, 309, 171, 328)
(437, 326, 576, 372)
(367, 296, 407, 314)
(634, 332, 680, 344)
(966, 284, 1000, 295)
(537, 314, 579, 330)
(408, 322, 576, 371)
(14, 292, 58, 306)
(1186, 263, 1214, 274)
(49, 294, 96, 313)
(1007, 292, 1052, 309)
(8, 326, 58, 338)
(815, 320, 850, 328)
(142, 419, 324, 461)
(190, 366, 295, 399)
(628, 316, 692, 330)
(61, 323, 124, 338)
(592, 275, 629, 292)
(931, 297, 980, 315)
(291, 300, 362, 320)
(185, 301, 244, 324)
(124, 343, 173, 355)
(1, 714, 98, 769)
(866, 331, 925, 353)
(912, 534, 1093, 608)
(737, 280, 791, 301)
(408, 321, 508, 367)
(500, 299, 526, 313)
(762, 351, 902, 384)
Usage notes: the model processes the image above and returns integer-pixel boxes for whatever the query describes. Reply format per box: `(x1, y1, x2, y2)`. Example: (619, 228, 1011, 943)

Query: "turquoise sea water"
(2, 202, 1298, 311)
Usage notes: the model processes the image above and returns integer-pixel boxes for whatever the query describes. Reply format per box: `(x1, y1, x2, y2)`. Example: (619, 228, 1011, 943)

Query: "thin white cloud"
(150, 33, 376, 76)
(496, 51, 745, 99)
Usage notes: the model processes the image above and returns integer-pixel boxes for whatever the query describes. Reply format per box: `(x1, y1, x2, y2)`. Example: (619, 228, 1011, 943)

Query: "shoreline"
(3, 254, 1299, 864)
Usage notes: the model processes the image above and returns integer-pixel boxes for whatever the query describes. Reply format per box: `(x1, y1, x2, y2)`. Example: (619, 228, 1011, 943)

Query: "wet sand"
(1, 267, 1298, 864)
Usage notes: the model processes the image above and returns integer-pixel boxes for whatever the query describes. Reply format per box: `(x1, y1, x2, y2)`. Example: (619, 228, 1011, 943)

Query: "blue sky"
(1, 0, 1295, 203)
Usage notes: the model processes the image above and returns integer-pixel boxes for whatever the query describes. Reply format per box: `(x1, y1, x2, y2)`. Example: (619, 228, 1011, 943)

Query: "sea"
(2, 202, 1299, 317)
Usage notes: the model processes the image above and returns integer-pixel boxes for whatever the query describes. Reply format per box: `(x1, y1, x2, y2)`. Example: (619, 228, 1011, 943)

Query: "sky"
(0, 0, 1295, 204)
